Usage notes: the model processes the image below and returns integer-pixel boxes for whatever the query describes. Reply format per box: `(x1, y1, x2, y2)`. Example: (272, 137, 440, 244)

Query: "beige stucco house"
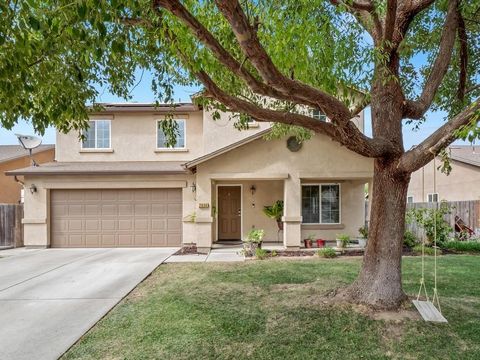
(408, 146, 480, 203)
(7, 103, 372, 252)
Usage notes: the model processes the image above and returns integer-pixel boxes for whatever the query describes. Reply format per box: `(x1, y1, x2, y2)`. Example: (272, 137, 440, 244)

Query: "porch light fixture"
(250, 185, 256, 196)
(29, 184, 37, 194)
(190, 181, 196, 193)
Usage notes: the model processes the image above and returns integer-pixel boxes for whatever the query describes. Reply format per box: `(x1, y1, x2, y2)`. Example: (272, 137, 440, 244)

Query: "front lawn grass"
(64, 255, 480, 359)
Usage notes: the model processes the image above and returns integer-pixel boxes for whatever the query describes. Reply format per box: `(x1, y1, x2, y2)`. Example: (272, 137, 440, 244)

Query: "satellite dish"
(15, 134, 42, 167)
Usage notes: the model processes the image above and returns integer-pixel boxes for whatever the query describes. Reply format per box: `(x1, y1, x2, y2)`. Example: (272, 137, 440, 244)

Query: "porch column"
(195, 175, 213, 254)
(282, 174, 302, 249)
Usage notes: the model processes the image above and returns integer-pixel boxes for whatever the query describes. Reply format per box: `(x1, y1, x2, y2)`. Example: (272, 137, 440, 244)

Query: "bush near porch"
(63, 256, 480, 360)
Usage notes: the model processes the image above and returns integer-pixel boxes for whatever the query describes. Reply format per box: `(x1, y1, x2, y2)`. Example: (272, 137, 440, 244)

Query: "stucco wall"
(201, 108, 365, 153)
(408, 158, 480, 202)
(202, 108, 269, 153)
(56, 111, 203, 162)
(0, 148, 55, 204)
(195, 132, 373, 246)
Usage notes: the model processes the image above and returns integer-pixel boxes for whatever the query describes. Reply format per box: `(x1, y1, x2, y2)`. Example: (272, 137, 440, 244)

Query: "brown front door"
(218, 186, 241, 240)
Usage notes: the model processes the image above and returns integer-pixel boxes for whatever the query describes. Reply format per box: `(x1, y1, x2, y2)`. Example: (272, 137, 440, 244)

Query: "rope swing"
(412, 200, 448, 323)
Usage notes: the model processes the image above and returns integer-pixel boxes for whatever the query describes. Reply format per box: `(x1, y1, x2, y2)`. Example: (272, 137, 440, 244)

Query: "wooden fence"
(406, 201, 480, 240)
(0, 204, 23, 248)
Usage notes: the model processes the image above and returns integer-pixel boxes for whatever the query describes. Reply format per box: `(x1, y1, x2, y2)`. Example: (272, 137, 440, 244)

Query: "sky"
(0, 70, 469, 149)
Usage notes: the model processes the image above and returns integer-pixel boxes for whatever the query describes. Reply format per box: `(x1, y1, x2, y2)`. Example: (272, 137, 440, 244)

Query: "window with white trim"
(428, 193, 438, 203)
(407, 195, 414, 204)
(157, 119, 186, 149)
(82, 120, 111, 149)
(302, 184, 341, 224)
(310, 109, 327, 122)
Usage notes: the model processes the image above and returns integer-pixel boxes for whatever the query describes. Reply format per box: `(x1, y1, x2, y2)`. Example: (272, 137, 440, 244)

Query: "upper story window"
(82, 120, 111, 149)
(428, 193, 438, 203)
(310, 109, 327, 122)
(157, 119, 186, 149)
(302, 184, 341, 224)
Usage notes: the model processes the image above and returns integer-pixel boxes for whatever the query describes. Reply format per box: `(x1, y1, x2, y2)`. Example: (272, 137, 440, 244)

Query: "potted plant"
(303, 233, 315, 248)
(316, 238, 326, 248)
(358, 226, 368, 248)
(243, 229, 265, 257)
(263, 200, 284, 230)
(336, 233, 350, 248)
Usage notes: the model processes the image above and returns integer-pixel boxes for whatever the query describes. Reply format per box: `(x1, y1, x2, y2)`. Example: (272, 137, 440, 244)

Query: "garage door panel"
(167, 203, 182, 215)
(151, 233, 167, 246)
(51, 189, 182, 248)
(151, 204, 166, 216)
(85, 234, 100, 247)
(101, 234, 116, 246)
(68, 234, 84, 247)
(85, 219, 99, 231)
(134, 234, 149, 246)
(101, 204, 117, 216)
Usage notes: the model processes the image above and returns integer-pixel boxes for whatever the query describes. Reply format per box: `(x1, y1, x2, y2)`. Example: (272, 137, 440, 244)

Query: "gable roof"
(0, 144, 55, 164)
(183, 128, 271, 170)
(449, 146, 480, 168)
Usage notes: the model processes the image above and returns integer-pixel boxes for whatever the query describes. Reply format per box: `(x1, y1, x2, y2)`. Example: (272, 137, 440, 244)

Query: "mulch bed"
(173, 244, 198, 255)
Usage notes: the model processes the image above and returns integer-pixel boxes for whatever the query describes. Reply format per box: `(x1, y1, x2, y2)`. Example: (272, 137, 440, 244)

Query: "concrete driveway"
(0, 247, 178, 360)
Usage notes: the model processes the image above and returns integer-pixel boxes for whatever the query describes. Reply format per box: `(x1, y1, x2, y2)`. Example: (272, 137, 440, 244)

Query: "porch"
(194, 173, 371, 253)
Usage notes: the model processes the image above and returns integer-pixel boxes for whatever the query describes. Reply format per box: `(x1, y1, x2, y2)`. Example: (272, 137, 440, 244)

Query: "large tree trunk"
(345, 159, 411, 309)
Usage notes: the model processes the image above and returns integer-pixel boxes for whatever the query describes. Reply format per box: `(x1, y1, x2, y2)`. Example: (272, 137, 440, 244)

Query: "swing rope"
(415, 200, 442, 312)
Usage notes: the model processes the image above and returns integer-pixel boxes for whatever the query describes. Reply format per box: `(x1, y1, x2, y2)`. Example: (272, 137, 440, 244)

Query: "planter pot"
(304, 239, 313, 248)
(243, 241, 262, 257)
(358, 238, 367, 248)
(316, 239, 325, 248)
(276, 220, 284, 231)
(336, 240, 343, 248)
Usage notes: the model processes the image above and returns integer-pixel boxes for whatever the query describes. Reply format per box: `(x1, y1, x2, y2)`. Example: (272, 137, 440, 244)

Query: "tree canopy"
(1, 0, 478, 159)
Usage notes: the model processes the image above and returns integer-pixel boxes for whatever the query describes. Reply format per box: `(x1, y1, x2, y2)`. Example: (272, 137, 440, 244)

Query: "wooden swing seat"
(412, 300, 448, 323)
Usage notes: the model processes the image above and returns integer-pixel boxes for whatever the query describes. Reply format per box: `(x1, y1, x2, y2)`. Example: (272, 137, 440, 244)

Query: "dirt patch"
(173, 244, 198, 255)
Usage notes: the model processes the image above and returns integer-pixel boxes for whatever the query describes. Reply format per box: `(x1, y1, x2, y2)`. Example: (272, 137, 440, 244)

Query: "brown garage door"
(51, 189, 182, 248)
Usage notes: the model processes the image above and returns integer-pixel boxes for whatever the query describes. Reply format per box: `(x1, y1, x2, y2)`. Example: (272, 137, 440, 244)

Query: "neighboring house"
(408, 146, 480, 203)
(7, 102, 372, 252)
(0, 144, 55, 204)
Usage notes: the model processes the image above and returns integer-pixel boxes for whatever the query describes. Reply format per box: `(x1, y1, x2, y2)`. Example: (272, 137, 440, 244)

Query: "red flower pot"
(316, 239, 325, 248)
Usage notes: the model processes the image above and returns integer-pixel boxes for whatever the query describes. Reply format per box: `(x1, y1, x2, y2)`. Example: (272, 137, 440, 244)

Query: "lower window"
(302, 184, 340, 224)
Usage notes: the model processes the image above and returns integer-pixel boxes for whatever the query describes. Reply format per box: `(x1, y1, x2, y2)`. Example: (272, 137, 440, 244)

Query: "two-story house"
(7, 102, 373, 252)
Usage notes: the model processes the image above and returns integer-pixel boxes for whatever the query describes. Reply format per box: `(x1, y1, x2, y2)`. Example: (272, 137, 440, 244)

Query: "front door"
(218, 186, 241, 240)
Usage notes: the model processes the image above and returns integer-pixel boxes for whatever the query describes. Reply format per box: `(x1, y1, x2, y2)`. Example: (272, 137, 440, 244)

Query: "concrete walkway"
(0, 247, 178, 360)
(165, 247, 245, 263)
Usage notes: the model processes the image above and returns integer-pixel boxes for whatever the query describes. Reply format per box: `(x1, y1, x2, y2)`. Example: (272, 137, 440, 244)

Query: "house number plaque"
(199, 203, 210, 208)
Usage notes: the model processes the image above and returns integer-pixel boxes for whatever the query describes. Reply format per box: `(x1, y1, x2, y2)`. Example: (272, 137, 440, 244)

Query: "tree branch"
(195, 69, 393, 158)
(153, 0, 358, 122)
(384, 0, 397, 42)
(457, 12, 468, 101)
(403, 0, 459, 119)
(398, 98, 480, 172)
(213, 0, 353, 125)
(330, 0, 382, 42)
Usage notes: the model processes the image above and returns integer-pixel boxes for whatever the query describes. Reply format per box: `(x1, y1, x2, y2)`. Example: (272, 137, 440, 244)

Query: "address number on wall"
(199, 203, 210, 208)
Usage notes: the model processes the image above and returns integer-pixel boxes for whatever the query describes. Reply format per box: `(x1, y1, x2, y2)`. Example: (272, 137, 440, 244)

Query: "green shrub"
(412, 245, 441, 256)
(255, 248, 269, 260)
(406, 203, 452, 246)
(404, 230, 417, 248)
(245, 229, 265, 243)
(336, 233, 350, 248)
(444, 241, 480, 253)
(317, 247, 337, 258)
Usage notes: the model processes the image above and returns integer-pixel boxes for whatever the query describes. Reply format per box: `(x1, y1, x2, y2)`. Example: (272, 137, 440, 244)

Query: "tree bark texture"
(345, 160, 411, 309)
